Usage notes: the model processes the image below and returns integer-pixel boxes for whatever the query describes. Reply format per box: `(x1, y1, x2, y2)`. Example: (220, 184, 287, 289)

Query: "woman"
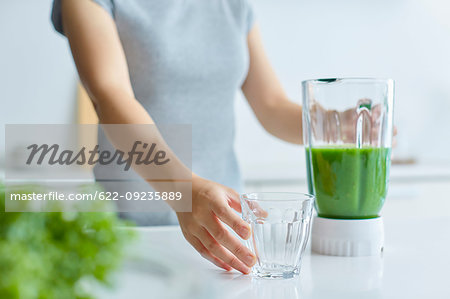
(52, 0, 303, 274)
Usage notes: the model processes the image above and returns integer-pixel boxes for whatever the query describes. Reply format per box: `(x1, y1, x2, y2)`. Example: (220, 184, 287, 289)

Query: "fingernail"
(241, 266, 251, 274)
(239, 226, 250, 239)
(244, 254, 256, 267)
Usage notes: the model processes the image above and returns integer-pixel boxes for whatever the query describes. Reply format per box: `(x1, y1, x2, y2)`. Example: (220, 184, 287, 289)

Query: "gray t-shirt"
(52, 0, 255, 225)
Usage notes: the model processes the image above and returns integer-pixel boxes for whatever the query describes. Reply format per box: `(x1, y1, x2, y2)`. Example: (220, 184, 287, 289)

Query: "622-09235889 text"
(9, 191, 183, 201)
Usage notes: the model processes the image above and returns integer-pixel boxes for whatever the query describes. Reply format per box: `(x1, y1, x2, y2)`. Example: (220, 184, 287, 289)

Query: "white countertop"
(100, 180, 450, 299)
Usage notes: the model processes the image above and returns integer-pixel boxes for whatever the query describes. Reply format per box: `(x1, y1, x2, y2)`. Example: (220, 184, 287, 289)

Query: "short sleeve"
(51, 0, 115, 35)
(245, 0, 256, 33)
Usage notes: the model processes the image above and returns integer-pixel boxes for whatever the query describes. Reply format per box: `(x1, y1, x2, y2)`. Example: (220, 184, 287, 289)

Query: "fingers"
(226, 188, 242, 213)
(247, 201, 269, 218)
(195, 226, 252, 274)
(182, 181, 259, 274)
(186, 234, 232, 271)
(210, 202, 251, 240)
(203, 215, 256, 266)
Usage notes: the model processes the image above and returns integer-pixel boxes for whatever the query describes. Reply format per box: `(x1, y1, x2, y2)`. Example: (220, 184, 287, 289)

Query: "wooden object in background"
(77, 83, 98, 169)
(77, 83, 98, 124)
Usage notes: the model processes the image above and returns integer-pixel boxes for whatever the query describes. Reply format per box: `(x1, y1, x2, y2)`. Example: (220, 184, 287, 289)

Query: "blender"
(302, 78, 394, 257)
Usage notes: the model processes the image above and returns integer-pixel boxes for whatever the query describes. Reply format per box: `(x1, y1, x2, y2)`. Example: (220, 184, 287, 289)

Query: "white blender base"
(311, 216, 384, 257)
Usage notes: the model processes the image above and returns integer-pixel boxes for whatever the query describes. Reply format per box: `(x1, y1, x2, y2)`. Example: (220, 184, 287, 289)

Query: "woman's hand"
(176, 176, 256, 274)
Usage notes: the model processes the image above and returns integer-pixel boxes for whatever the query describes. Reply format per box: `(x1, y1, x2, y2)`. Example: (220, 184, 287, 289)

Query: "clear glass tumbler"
(302, 78, 394, 219)
(241, 192, 314, 278)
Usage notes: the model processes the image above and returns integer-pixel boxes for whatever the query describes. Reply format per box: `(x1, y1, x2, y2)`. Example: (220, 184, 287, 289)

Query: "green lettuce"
(0, 182, 135, 299)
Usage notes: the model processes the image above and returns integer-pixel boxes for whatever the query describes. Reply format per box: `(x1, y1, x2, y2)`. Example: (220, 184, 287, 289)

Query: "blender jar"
(302, 78, 394, 256)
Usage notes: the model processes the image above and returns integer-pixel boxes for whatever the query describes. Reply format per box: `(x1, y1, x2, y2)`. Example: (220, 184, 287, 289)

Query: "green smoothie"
(306, 146, 391, 219)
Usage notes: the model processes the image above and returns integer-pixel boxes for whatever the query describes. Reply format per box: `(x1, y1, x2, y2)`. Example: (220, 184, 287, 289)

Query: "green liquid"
(306, 146, 391, 219)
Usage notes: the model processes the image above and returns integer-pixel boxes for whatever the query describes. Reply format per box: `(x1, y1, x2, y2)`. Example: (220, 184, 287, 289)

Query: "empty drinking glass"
(241, 192, 314, 278)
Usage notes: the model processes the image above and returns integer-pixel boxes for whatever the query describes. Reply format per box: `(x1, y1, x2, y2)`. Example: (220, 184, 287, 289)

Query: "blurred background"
(1, 0, 450, 189)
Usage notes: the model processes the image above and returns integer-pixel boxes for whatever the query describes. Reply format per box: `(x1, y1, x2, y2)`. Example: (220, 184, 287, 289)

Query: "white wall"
(1, 0, 449, 181)
(235, 0, 450, 181)
(0, 0, 76, 166)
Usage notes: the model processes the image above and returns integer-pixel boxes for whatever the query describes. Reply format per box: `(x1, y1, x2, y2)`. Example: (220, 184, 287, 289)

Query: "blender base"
(311, 216, 384, 257)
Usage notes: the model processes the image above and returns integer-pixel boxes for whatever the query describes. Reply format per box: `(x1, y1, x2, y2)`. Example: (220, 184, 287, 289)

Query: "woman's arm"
(242, 25, 303, 144)
(61, 0, 144, 124)
(61, 0, 255, 274)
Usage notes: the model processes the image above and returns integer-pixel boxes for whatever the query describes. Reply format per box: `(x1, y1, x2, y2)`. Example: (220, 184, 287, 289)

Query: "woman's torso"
(52, 0, 254, 224)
